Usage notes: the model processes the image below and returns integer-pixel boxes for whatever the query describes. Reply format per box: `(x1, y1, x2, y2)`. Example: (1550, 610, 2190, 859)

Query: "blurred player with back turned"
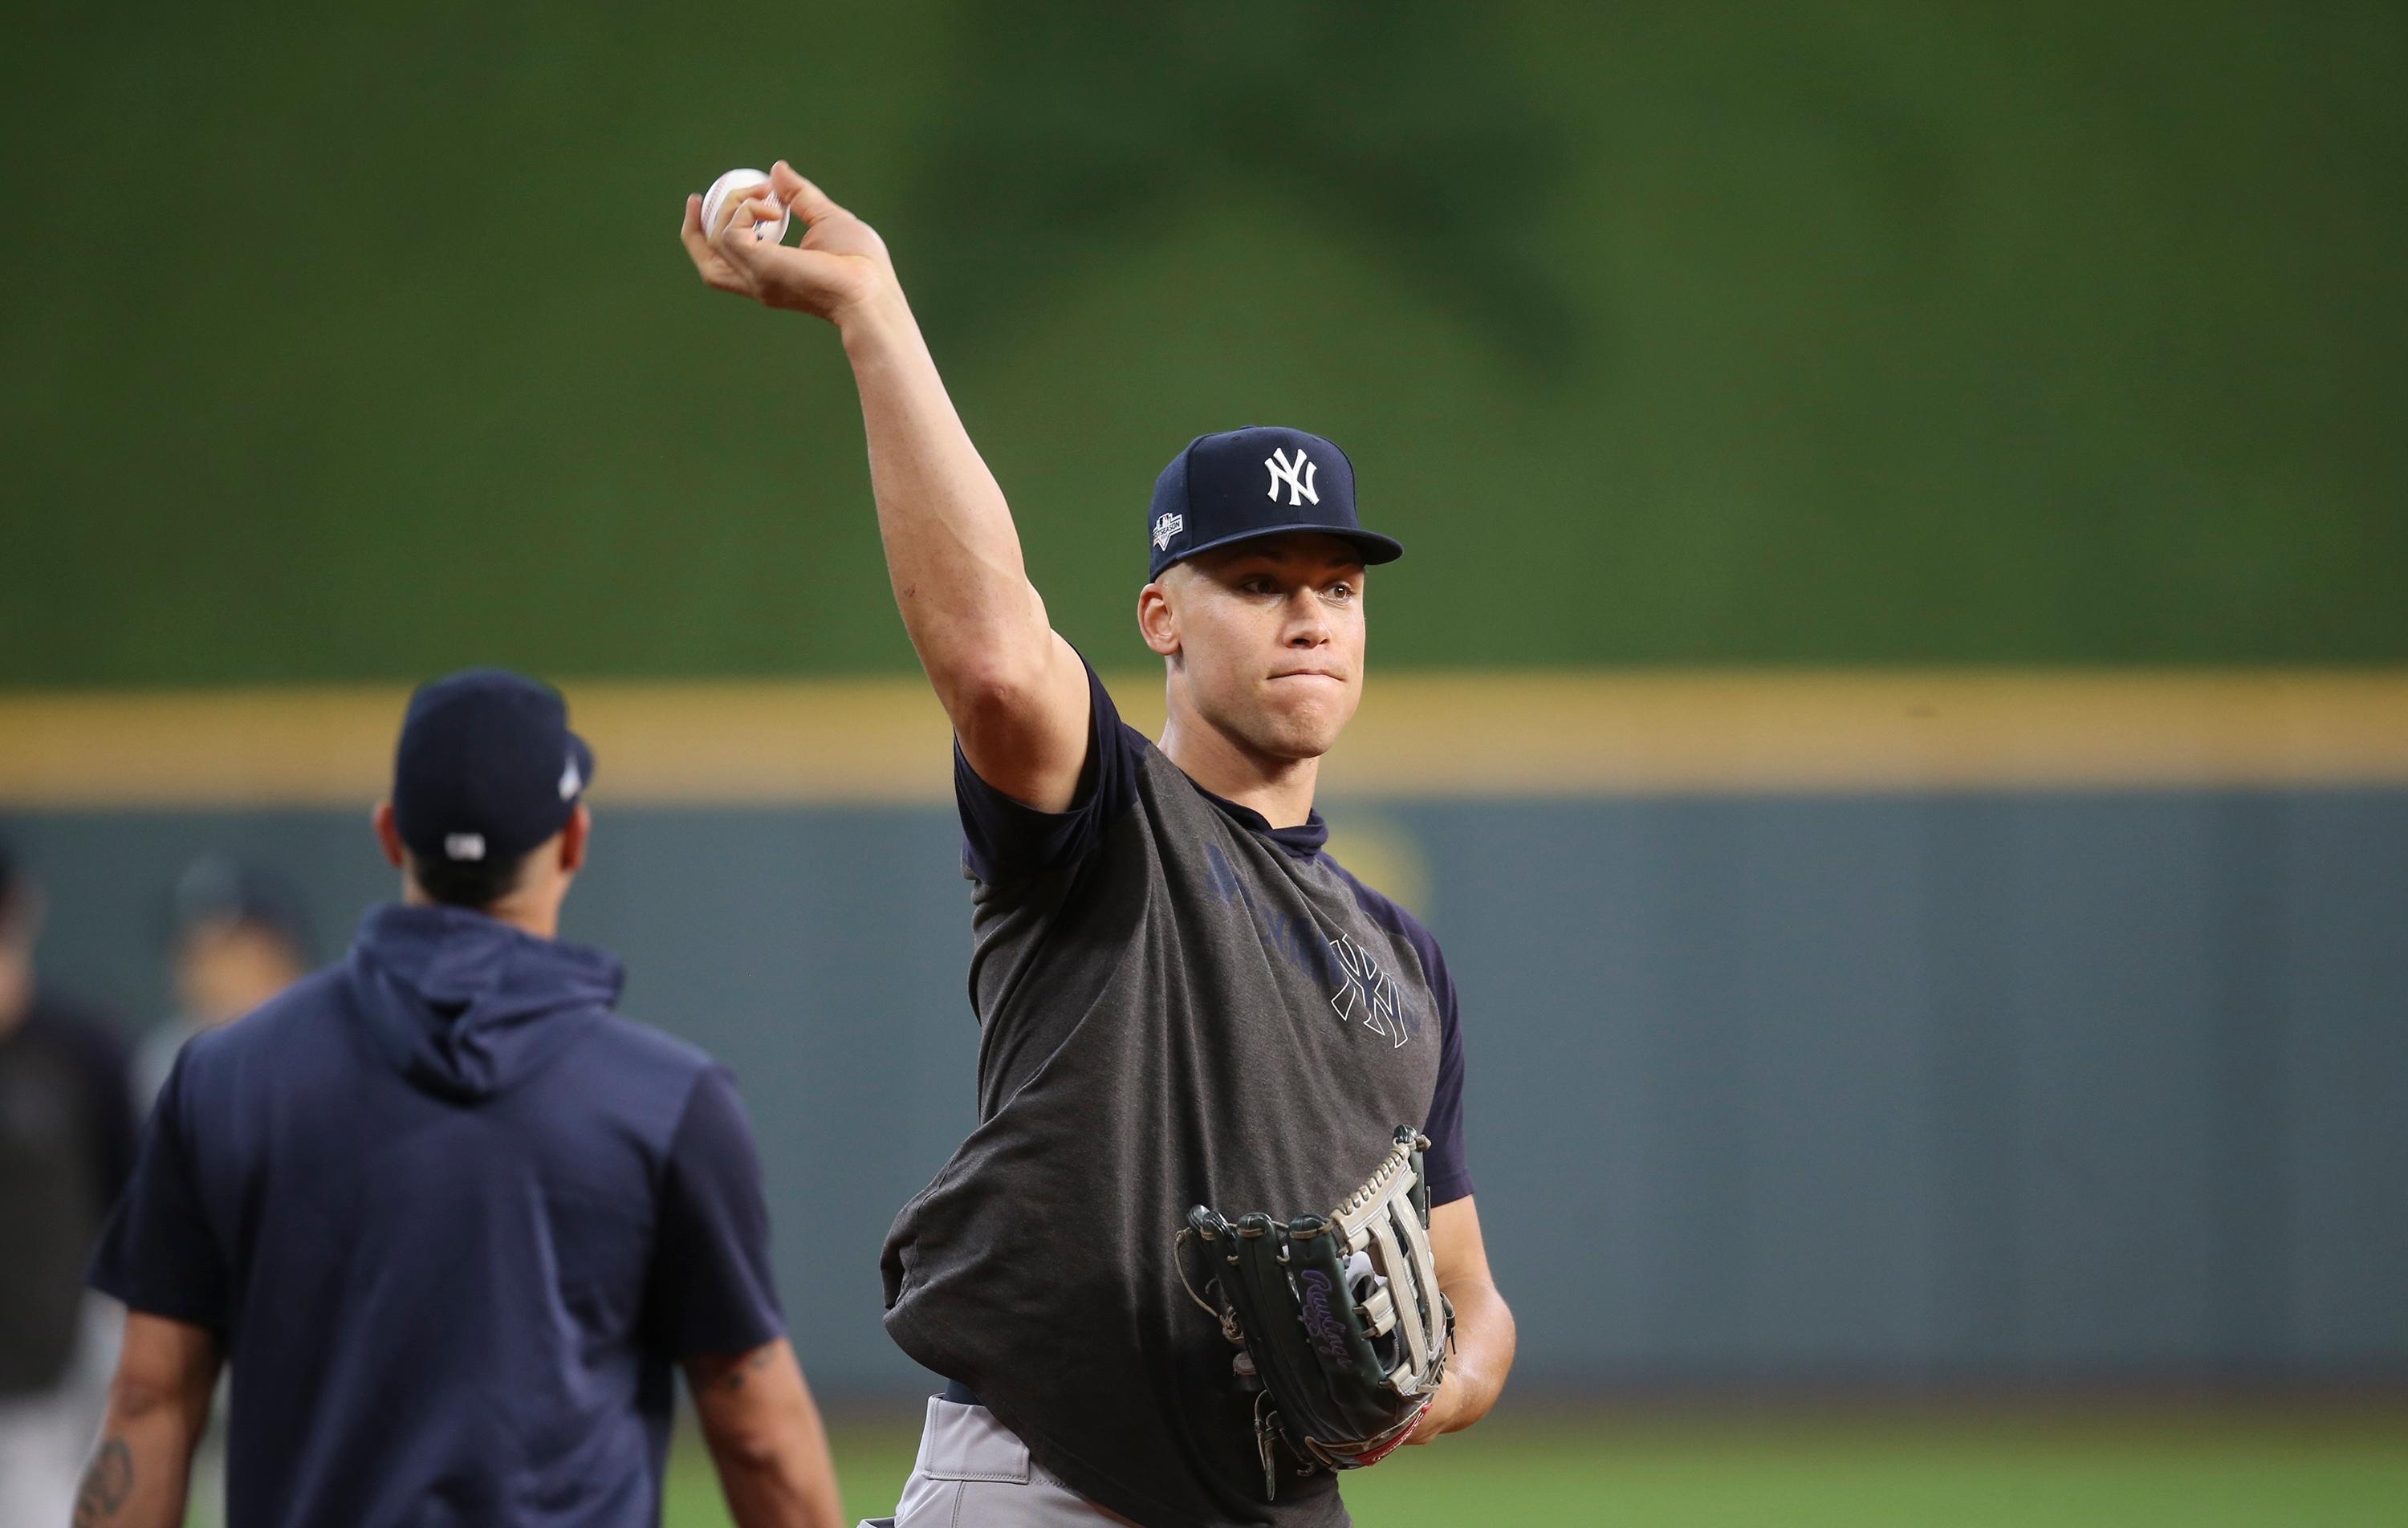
(0, 838, 136, 1526)
(78, 669, 845, 1528)
(684, 164, 1516, 1528)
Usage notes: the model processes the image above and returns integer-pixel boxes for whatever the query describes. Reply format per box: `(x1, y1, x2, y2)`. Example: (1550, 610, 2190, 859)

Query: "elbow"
(941, 651, 1052, 736)
(708, 1421, 789, 1477)
(1448, 1280, 1517, 1398)
(706, 1413, 828, 1499)
(100, 1313, 221, 1436)
(105, 1369, 188, 1428)
(1476, 1280, 1519, 1364)
(923, 586, 1056, 727)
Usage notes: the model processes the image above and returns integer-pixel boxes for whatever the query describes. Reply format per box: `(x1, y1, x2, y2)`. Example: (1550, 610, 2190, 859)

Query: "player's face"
(1158, 534, 1369, 761)
(173, 922, 307, 1028)
(0, 888, 36, 1034)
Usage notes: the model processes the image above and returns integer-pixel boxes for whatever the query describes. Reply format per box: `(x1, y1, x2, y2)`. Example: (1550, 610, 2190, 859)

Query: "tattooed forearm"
(715, 1347, 775, 1392)
(72, 1437, 134, 1526)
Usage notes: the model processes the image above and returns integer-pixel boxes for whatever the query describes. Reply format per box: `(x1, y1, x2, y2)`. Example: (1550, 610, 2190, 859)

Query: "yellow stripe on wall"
(2, 671, 2406, 807)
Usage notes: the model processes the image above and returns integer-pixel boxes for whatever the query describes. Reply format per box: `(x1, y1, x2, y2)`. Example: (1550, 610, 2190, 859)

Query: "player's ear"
(371, 802, 407, 870)
(1137, 580, 1181, 658)
(559, 804, 591, 876)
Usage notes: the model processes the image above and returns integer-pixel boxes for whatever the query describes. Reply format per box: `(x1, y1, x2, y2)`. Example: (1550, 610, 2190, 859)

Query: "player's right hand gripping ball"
(701, 168, 790, 245)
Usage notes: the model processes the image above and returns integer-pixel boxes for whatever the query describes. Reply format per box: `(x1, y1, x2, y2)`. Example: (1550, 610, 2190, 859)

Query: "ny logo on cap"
(1265, 447, 1320, 507)
(1153, 511, 1184, 551)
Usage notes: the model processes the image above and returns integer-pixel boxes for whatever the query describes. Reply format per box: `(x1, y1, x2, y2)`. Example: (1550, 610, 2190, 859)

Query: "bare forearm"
(689, 1343, 846, 1528)
(682, 165, 1086, 799)
(709, 1432, 846, 1528)
(71, 1408, 200, 1528)
(839, 293, 1052, 697)
(1433, 1276, 1516, 1436)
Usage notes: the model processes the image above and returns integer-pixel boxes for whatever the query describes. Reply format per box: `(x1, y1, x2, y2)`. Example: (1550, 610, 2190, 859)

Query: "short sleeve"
(87, 1050, 231, 1331)
(954, 658, 1146, 885)
(1418, 942, 1474, 1207)
(644, 1067, 785, 1359)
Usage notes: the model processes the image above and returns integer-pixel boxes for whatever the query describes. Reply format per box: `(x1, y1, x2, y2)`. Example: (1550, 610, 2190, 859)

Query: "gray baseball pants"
(860, 1393, 1141, 1527)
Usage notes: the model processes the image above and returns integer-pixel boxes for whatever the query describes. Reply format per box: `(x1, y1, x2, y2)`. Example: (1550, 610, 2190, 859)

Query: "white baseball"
(701, 168, 789, 246)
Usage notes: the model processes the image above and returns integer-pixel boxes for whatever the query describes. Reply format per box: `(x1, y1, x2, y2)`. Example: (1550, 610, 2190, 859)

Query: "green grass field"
(664, 1404, 2408, 1526)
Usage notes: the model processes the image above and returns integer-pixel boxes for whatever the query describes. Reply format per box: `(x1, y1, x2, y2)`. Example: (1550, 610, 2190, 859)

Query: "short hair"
(406, 847, 531, 911)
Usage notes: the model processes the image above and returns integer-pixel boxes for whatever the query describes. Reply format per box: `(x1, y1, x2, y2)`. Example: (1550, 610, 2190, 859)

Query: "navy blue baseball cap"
(1146, 425, 1404, 579)
(391, 668, 594, 868)
(167, 855, 315, 960)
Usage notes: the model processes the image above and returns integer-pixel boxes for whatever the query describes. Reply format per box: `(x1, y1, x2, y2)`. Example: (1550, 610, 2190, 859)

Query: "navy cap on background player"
(391, 668, 594, 868)
(1145, 425, 1405, 579)
(165, 855, 315, 961)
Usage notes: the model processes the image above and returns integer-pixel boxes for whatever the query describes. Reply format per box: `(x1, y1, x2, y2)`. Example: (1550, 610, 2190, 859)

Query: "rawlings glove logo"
(1296, 1269, 1350, 1359)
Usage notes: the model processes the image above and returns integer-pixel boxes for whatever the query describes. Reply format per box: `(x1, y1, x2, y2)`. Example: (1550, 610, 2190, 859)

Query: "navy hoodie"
(92, 904, 783, 1528)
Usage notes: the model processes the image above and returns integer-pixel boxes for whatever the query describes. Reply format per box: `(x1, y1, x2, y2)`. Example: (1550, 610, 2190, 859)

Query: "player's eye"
(1325, 582, 1355, 602)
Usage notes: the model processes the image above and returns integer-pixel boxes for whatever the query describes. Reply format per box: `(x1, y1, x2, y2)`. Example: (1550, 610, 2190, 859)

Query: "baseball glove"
(1178, 1127, 1455, 1499)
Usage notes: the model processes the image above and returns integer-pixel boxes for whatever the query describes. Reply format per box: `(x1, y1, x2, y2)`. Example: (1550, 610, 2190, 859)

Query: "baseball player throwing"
(682, 164, 1515, 1528)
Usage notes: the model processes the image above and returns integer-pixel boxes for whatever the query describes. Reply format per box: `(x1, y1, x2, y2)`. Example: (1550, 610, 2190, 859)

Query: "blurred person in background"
(134, 855, 315, 1108)
(125, 857, 312, 1528)
(0, 835, 137, 1526)
(76, 671, 846, 1528)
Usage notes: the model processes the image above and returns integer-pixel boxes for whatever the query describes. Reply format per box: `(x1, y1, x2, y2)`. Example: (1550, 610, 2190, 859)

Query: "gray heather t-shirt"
(880, 664, 1472, 1528)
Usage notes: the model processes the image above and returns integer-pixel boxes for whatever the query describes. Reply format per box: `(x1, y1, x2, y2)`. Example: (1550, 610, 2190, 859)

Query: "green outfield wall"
(5, 2, 2404, 685)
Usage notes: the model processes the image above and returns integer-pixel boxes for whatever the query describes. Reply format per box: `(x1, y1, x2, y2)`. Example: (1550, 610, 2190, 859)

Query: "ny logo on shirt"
(1206, 842, 1417, 1050)
(1328, 933, 1407, 1049)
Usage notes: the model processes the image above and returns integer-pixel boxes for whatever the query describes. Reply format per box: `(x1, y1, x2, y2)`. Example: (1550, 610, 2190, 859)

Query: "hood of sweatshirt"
(344, 903, 623, 1102)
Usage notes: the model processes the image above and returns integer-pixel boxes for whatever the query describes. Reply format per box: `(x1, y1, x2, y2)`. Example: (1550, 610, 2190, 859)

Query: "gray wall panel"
(1995, 798, 2227, 1368)
(2278, 795, 2408, 1367)
(567, 809, 984, 1394)
(6, 790, 2402, 1395)
(1729, 801, 1939, 1370)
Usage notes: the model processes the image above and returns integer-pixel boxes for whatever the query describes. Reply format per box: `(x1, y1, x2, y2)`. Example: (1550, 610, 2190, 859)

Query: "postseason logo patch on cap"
(1153, 512, 1184, 551)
